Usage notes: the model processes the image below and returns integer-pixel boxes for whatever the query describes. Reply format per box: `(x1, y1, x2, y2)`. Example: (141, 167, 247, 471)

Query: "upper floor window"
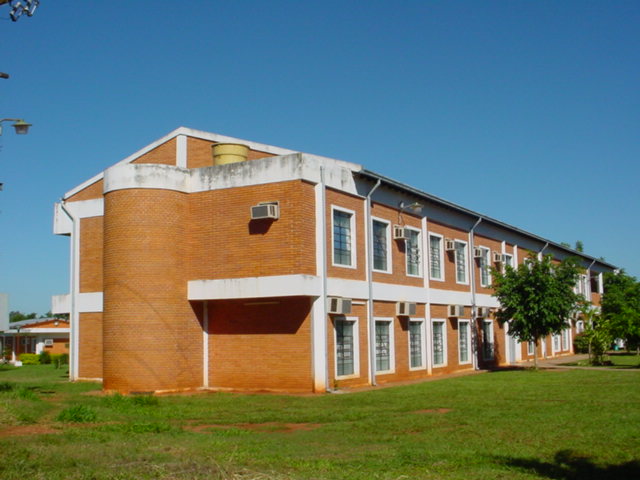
(372, 219, 390, 272)
(406, 228, 421, 277)
(332, 208, 355, 267)
(479, 247, 491, 287)
(503, 253, 514, 269)
(429, 234, 443, 281)
(454, 241, 468, 284)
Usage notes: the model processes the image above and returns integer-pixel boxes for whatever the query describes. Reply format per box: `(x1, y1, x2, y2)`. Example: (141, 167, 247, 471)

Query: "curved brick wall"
(103, 188, 202, 392)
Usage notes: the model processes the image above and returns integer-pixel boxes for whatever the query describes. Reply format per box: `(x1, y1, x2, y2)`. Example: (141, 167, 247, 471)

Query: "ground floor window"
(527, 341, 535, 356)
(432, 320, 446, 367)
(562, 327, 570, 351)
(458, 320, 471, 364)
(409, 320, 424, 369)
(375, 320, 393, 373)
(553, 334, 561, 353)
(335, 318, 356, 377)
(482, 320, 494, 361)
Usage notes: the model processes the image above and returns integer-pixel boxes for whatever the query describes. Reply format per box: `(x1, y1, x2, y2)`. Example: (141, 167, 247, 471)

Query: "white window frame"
(482, 320, 495, 361)
(428, 233, 444, 282)
(331, 206, 357, 269)
(457, 319, 472, 365)
(374, 317, 395, 375)
(371, 216, 392, 274)
(552, 333, 561, 354)
(562, 324, 571, 351)
(431, 319, 447, 367)
(527, 341, 535, 356)
(405, 226, 422, 278)
(334, 316, 360, 379)
(408, 318, 427, 371)
(503, 253, 514, 271)
(576, 320, 585, 334)
(479, 246, 491, 287)
(454, 240, 469, 285)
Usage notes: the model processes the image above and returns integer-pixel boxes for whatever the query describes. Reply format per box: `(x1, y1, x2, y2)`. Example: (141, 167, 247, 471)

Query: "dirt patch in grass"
(414, 408, 452, 414)
(185, 422, 322, 434)
(0, 424, 60, 437)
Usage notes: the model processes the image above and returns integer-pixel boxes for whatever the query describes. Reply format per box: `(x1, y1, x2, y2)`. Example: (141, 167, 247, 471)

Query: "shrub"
(56, 405, 97, 423)
(573, 333, 589, 354)
(39, 351, 51, 364)
(19, 353, 40, 365)
(51, 353, 69, 369)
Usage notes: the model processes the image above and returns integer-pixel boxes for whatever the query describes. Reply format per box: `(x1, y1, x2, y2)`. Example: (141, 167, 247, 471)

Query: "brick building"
(52, 127, 614, 393)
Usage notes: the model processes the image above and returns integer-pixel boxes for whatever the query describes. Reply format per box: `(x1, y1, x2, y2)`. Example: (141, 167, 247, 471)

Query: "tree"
(601, 270, 640, 353)
(491, 254, 582, 368)
(579, 303, 612, 365)
(9, 311, 37, 323)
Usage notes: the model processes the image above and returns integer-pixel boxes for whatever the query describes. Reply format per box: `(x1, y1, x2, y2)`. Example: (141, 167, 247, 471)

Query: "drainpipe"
(59, 200, 79, 381)
(319, 166, 329, 391)
(468, 216, 483, 370)
(365, 178, 381, 386)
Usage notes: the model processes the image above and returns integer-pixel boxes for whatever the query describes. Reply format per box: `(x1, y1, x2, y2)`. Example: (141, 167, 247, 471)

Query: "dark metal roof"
(358, 169, 617, 271)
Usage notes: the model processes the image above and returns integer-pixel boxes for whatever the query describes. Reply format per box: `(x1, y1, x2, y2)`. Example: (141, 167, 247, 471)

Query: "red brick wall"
(103, 188, 202, 392)
(78, 312, 103, 379)
(187, 137, 275, 168)
(207, 297, 312, 392)
(79, 216, 104, 293)
(132, 138, 177, 165)
(66, 179, 104, 202)
(189, 180, 316, 280)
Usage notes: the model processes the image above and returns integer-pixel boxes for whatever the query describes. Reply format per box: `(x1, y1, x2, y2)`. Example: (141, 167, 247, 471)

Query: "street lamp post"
(0, 118, 32, 136)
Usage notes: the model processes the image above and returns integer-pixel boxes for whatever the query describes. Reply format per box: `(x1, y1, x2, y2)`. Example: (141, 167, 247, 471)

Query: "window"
(562, 327, 570, 351)
(375, 320, 394, 373)
(503, 253, 514, 269)
(335, 318, 358, 377)
(482, 320, 494, 361)
(406, 228, 421, 277)
(576, 320, 585, 334)
(458, 320, 471, 364)
(429, 234, 443, 280)
(332, 208, 355, 267)
(454, 241, 468, 284)
(409, 320, 425, 369)
(527, 341, 535, 356)
(479, 247, 491, 287)
(372, 219, 390, 272)
(432, 320, 446, 367)
(553, 334, 561, 353)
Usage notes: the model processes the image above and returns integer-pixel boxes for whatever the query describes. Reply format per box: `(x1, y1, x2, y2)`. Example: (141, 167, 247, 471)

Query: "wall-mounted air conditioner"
(396, 302, 417, 316)
(44, 338, 54, 346)
(476, 307, 490, 318)
(448, 305, 465, 317)
(473, 247, 483, 258)
(393, 225, 409, 240)
(250, 202, 279, 220)
(328, 297, 352, 315)
(444, 238, 455, 251)
(493, 251, 503, 263)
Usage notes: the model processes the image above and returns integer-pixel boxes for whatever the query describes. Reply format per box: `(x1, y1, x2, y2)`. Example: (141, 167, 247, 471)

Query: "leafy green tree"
(492, 254, 582, 368)
(580, 303, 612, 365)
(602, 270, 640, 353)
(9, 311, 37, 323)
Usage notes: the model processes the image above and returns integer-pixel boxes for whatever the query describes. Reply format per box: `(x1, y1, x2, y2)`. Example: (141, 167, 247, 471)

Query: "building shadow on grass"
(495, 450, 640, 479)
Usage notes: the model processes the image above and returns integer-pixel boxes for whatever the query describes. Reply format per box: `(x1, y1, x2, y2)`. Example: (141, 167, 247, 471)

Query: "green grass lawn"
(0, 364, 639, 479)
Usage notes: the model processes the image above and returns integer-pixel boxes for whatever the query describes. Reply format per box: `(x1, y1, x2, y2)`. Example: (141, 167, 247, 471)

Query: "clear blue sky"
(0, 1, 638, 314)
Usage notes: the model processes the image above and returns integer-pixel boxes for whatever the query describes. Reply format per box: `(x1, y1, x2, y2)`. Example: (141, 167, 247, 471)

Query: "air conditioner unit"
(44, 338, 54, 347)
(493, 251, 503, 263)
(476, 307, 490, 318)
(448, 305, 465, 317)
(473, 247, 483, 258)
(393, 225, 409, 240)
(250, 202, 279, 220)
(327, 297, 352, 315)
(444, 238, 455, 251)
(396, 302, 417, 316)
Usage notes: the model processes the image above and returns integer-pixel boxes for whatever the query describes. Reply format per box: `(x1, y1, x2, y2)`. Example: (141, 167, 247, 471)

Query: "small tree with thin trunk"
(491, 254, 582, 368)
